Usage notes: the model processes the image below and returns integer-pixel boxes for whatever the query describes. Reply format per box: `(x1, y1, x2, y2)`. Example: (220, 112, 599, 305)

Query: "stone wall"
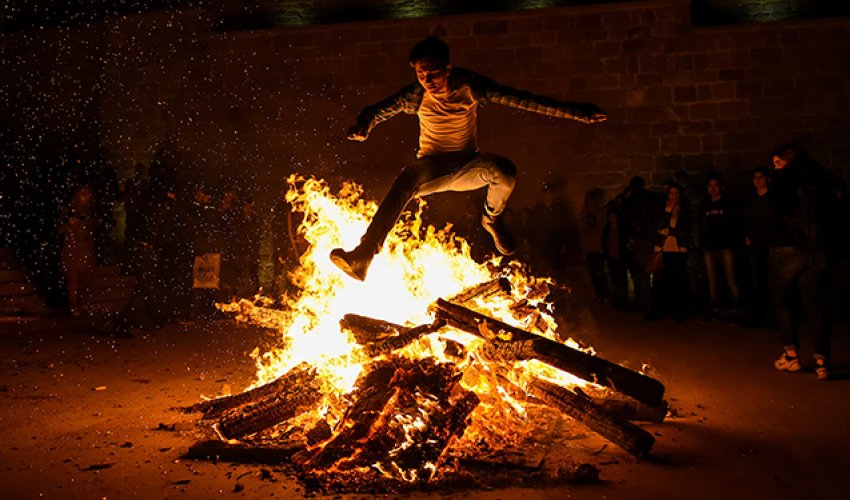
(2, 0, 849, 211)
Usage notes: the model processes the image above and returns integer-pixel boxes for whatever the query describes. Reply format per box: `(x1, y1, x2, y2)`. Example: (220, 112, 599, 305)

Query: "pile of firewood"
(184, 278, 667, 491)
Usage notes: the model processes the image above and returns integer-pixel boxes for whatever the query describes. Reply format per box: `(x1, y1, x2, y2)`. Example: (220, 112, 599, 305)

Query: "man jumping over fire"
(330, 36, 607, 281)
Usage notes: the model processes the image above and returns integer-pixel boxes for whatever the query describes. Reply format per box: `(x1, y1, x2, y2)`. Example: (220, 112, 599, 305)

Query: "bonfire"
(184, 176, 666, 493)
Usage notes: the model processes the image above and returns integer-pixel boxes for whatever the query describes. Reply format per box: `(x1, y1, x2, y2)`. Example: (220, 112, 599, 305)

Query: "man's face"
(707, 179, 722, 198)
(753, 172, 768, 190)
(413, 59, 451, 95)
(773, 155, 788, 170)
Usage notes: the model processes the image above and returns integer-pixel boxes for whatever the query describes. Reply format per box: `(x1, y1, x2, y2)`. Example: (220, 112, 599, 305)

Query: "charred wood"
(525, 378, 655, 458)
(215, 368, 322, 440)
(447, 277, 512, 305)
(183, 439, 303, 464)
(183, 362, 315, 418)
(297, 360, 400, 470)
(433, 299, 665, 406)
(355, 362, 478, 482)
(340, 314, 446, 356)
(585, 394, 668, 424)
(339, 314, 404, 345)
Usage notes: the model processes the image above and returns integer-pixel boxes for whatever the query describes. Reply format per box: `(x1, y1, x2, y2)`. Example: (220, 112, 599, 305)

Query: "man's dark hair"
(665, 180, 683, 193)
(409, 36, 450, 67)
(706, 172, 725, 185)
(752, 165, 771, 178)
(770, 143, 809, 167)
(628, 175, 645, 190)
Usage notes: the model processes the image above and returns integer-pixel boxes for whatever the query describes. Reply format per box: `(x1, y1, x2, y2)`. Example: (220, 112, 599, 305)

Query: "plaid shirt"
(354, 67, 600, 134)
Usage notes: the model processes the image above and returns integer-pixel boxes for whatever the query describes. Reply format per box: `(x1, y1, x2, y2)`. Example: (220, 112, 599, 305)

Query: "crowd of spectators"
(569, 144, 848, 380)
(3, 144, 306, 338)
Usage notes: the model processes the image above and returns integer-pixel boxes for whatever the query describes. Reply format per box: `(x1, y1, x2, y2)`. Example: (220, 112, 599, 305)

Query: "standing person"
(330, 36, 607, 281)
(270, 179, 307, 296)
(699, 173, 741, 320)
(190, 185, 223, 320)
(769, 144, 839, 380)
(579, 188, 608, 301)
(602, 206, 628, 309)
(58, 184, 96, 316)
(217, 189, 241, 300)
(742, 166, 778, 326)
(620, 176, 663, 318)
(121, 163, 150, 274)
(653, 182, 692, 321)
(527, 182, 571, 281)
(235, 196, 261, 297)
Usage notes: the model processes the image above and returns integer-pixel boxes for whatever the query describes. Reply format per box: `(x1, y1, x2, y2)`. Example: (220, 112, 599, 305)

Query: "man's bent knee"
(396, 163, 432, 193)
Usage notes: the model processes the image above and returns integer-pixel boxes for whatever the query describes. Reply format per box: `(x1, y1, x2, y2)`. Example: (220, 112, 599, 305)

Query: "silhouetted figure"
(58, 184, 96, 316)
(620, 176, 663, 318)
(217, 189, 241, 300)
(269, 180, 307, 297)
(602, 206, 628, 309)
(190, 185, 223, 320)
(528, 183, 571, 282)
(235, 196, 261, 297)
(121, 163, 150, 274)
(579, 188, 608, 301)
(699, 173, 741, 319)
(652, 182, 692, 321)
(768, 144, 840, 380)
(329, 35, 607, 281)
(742, 166, 778, 326)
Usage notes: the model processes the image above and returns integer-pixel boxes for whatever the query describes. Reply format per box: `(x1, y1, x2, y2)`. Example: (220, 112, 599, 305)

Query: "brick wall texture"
(2, 0, 849, 209)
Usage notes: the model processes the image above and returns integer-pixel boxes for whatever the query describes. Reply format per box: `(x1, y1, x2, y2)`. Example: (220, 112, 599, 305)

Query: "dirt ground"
(1, 302, 847, 500)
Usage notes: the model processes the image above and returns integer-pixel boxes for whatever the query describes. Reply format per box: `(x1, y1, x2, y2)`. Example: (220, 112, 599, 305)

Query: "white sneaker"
(774, 352, 802, 372)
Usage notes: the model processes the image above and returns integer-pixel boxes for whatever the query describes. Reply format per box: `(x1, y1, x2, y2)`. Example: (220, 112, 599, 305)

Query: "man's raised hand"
(578, 103, 607, 124)
(587, 112, 607, 124)
(346, 124, 369, 141)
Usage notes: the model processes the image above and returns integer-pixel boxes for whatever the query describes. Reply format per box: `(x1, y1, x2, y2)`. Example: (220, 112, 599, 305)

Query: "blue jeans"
(768, 247, 830, 359)
(703, 247, 739, 309)
(359, 151, 516, 252)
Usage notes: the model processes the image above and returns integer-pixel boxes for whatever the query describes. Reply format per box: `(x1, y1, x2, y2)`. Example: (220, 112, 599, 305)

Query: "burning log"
(215, 366, 322, 440)
(339, 314, 405, 344)
(352, 362, 479, 482)
(184, 362, 316, 418)
(340, 315, 446, 356)
(447, 277, 511, 305)
(297, 360, 400, 470)
(298, 358, 480, 484)
(433, 299, 665, 407)
(524, 377, 655, 458)
(586, 394, 668, 424)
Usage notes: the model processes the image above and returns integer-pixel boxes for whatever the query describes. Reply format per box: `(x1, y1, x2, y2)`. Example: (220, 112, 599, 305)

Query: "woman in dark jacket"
(653, 182, 693, 320)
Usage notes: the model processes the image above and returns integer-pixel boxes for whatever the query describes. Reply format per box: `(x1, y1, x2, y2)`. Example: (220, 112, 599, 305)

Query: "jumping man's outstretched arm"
(347, 84, 424, 141)
(464, 69, 607, 124)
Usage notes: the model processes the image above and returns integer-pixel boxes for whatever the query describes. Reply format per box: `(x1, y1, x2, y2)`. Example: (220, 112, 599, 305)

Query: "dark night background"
(2, 0, 849, 227)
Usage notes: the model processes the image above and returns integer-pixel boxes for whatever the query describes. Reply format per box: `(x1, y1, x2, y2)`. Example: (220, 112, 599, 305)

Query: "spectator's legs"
(769, 247, 806, 352)
(607, 257, 628, 308)
(585, 252, 608, 301)
(799, 252, 830, 362)
(703, 249, 720, 311)
(668, 251, 690, 320)
(720, 247, 740, 305)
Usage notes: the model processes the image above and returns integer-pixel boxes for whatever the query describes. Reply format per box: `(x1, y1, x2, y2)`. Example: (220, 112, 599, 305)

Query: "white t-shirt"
(417, 86, 478, 157)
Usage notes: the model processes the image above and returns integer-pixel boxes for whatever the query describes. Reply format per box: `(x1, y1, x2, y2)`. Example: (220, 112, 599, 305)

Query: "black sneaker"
(481, 215, 516, 256)
(330, 246, 374, 281)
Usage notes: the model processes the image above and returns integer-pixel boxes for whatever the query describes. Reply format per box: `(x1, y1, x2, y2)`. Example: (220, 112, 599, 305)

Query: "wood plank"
(433, 298, 665, 406)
